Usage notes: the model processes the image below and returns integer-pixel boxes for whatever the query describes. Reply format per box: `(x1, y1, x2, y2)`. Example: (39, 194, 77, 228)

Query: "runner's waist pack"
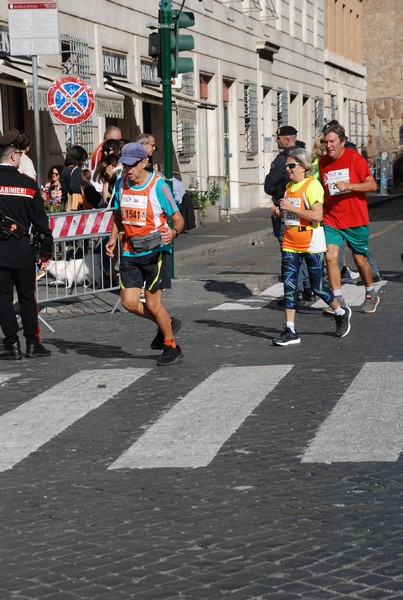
(128, 231, 163, 252)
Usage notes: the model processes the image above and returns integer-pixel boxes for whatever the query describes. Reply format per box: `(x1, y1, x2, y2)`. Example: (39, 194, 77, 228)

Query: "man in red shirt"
(319, 123, 379, 313)
(91, 126, 122, 171)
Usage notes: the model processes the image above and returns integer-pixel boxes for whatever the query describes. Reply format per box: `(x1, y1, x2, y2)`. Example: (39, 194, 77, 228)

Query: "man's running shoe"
(361, 291, 380, 314)
(335, 306, 351, 338)
(151, 317, 182, 350)
(340, 266, 360, 284)
(157, 344, 184, 366)
(272, 326, 301, 346)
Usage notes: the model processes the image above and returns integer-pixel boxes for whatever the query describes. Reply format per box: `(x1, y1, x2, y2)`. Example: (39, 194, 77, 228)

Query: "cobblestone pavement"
(0, 199, 402, 600)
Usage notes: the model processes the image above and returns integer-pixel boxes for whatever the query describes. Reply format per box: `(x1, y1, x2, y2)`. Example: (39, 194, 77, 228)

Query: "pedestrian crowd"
(0, 118, 382, 365)
(266, 120, 380, 346)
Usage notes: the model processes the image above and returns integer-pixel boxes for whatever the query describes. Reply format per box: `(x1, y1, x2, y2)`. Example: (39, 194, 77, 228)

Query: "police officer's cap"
(276, 125, 297, 137)
(0, 128, 20, 148)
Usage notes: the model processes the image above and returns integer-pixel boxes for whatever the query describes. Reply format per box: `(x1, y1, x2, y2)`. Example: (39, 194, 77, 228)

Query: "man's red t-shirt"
(91, 142, 103, 171)
(319, 147, 372, 229)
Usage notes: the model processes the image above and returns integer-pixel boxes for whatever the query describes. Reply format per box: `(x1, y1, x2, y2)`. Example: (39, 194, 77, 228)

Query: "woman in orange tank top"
(270, 148, 351, 345)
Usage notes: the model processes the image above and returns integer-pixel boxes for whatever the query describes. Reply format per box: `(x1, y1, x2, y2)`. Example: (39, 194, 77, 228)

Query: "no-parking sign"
(47, 75, 95, 125)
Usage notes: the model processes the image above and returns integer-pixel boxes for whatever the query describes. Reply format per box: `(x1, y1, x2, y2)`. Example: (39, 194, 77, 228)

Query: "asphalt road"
(0, 197, 402, 600)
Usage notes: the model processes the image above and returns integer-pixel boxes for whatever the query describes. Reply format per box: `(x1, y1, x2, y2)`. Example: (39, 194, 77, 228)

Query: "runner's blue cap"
(120, 142, 148, 166)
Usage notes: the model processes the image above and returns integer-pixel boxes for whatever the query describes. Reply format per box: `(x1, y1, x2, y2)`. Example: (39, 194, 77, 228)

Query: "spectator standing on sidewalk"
(16, 131, 37, 181)
(271, 148, 351, 346)
(319, 123, 379, 313)
(0, 129, 53, 360)
(105, 142, 184, 366)
(136, 133, 157, 173)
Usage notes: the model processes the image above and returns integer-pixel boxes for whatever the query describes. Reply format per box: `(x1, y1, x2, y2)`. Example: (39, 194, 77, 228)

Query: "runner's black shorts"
(119, 251, 171, 291)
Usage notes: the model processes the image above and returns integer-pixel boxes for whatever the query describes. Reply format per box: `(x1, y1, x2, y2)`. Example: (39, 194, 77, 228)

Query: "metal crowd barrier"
(36, 208, 121, 308)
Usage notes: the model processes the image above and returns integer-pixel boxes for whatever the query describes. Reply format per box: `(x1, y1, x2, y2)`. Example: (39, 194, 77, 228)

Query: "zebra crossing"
(209, 280, 387, 311)
(0, 361, 402, 472)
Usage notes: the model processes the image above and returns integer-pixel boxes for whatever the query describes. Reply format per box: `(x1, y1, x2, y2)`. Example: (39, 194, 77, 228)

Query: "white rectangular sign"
(8, 1, 59, 56)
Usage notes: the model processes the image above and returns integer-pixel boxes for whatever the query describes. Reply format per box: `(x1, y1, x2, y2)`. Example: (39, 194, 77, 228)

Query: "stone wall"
(363, 0, 403, 157)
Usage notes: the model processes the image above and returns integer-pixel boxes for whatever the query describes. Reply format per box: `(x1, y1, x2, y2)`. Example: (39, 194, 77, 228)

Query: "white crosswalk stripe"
(0, 361, 401, 472)
(108, 365, 293, 470)
(301, 362, 403, 463)
(0, 368, 150, 472)
(210, 280, 387, 311)
(0, 373, 18, 386)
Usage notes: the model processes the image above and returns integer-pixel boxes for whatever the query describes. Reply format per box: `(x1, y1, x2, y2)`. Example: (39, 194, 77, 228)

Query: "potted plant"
(187, 180, 209, 226)
(188, 179, 221, 225)
(203, 179, 221, 223)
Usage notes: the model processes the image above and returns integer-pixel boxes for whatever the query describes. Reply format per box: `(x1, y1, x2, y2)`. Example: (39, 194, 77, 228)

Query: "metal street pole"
(160, 0, 175, 276)
(32, 55, 42, 188)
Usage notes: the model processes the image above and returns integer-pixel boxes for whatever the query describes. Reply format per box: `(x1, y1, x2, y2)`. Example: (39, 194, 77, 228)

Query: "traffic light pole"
(160, 1, 173, 185)
(159, 0, 175, 276)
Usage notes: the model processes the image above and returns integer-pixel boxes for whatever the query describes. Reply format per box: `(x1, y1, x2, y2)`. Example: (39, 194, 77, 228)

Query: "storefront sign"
(26, 86, 48, 110)
(141, 59, 159, 86)
(102, 50, 127, 79)
(96, 96, 124, 119)
(177, 106, 196, 124)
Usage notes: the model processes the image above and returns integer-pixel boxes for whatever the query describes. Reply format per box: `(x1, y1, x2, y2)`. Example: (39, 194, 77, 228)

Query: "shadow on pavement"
(48, 338, 136, 359)
(195, 318, 277, 339)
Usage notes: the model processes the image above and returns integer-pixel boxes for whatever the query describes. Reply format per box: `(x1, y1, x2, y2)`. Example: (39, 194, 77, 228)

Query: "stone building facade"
(0, 0, 374, 210)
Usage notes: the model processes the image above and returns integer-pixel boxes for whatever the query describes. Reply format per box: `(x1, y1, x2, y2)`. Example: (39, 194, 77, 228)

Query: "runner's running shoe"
(361, 291, 380, 313)
(335, 306, 351, 337)
(151, 317, 182, 350)
(272, 326, 301, 346)
(157, 345, 184, 366)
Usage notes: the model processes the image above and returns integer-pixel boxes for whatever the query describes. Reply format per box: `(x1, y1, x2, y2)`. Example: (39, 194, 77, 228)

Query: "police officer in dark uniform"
(264, 125, 299, 238)
(0, 129, 53, 360)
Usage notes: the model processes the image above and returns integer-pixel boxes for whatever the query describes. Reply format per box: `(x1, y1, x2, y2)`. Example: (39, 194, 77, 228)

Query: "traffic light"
(172, 10, 195, 77)
(148, 9, 195, 79)
(148, 31, 162, 77)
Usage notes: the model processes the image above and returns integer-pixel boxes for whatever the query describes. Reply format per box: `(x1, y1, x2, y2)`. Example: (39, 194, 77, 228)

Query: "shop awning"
(104, 77, 162, 104)
(105, 76, 216, 111)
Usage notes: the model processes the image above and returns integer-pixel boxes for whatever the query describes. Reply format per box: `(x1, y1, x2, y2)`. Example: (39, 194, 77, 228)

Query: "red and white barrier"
(48, 208, 114, 241)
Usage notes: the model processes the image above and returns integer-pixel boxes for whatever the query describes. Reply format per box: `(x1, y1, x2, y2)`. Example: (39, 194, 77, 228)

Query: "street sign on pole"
(8, 1, 60, 188)
(47, 75, 95, 125)
(8, 1, 59, 56)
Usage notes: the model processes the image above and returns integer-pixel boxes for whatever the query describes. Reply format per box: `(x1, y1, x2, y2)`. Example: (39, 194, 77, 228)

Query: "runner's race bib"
(326, 168, 350, 196)
(121, 195, 147, 226)
(283, 197, 301, 226)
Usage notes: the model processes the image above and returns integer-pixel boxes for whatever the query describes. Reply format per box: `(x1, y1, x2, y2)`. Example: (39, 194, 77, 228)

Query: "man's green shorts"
(323, 224, 369, 255)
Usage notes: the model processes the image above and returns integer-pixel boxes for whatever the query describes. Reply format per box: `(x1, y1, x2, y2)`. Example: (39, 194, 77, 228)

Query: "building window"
(244, 82, 258, 156)
(330, 94, 337, 120)
(277, 89, 288, 129)
(61, 35, 93, 153)
(177, 119, 196, 159)
(314, 97, 324, 137)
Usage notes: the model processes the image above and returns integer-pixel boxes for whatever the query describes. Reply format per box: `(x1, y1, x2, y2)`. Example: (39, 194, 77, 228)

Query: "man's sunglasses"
(285, 162, 299, 170)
